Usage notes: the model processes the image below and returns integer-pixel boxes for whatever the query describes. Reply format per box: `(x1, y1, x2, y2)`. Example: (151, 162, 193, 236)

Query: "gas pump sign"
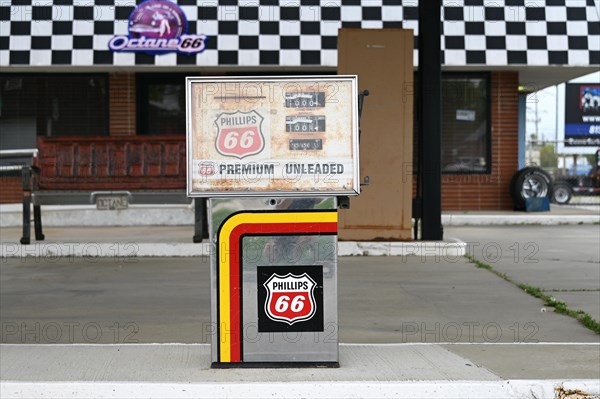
(191, 77, 352, 367)
(257, 266, 324, 333)
(264, 273, 316, 324)
(186, 76, 359, 197)
(214, 110, 265, 158)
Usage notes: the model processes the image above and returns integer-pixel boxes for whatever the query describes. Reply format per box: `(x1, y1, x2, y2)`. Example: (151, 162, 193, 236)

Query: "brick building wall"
(1, 72, 520, 209)
(0, 73, 137, 204)
(441, 71, 519, 210)
(109, 73, 137, 136)
(0, 174, 22, 204)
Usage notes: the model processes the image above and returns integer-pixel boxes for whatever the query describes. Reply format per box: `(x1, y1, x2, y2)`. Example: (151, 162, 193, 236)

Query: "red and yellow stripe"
(216, 210, 337, 363)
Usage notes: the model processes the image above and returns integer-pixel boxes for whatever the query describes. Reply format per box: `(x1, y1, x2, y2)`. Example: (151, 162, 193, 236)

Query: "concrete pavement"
(1, 343, 599, 398)
(1, 254, 599, 398)
(1, 214, 599, 398)
(0, 225, 467, 258)
(446, 225, 600, 323)
(1, 256, 598, 344)
(1, 202, 596, 258)
(1, 202, 598, 230)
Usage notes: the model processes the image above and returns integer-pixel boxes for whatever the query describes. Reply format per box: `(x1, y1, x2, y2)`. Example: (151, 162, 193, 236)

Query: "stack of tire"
(510, 167, 553, 210)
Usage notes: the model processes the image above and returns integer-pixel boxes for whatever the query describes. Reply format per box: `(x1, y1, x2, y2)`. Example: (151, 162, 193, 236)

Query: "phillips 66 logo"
(257, 266, 324, 332)
(264, 273, 316, 325)
(215, 110, 265, 159)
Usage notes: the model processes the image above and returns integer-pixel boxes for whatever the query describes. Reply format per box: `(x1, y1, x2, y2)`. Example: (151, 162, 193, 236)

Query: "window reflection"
(139, 76, 186, 135)
(413, 73, 490, 174)
(442, 76, 489, 173)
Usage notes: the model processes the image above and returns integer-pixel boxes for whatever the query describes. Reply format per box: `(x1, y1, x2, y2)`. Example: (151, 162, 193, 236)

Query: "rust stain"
(555, 384, 594, 399)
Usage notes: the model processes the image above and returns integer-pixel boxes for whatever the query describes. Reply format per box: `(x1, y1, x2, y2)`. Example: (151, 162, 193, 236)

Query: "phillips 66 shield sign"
(257, 266, 324, 333)
(186, 76, 359, 197)
(214, 111, 265, 158)
(264, 273, 316, 325)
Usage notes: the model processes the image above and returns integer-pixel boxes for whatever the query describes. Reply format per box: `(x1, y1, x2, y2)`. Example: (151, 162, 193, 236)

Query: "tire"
(510, 167, 553, 210)
(552, 183, 573, 205)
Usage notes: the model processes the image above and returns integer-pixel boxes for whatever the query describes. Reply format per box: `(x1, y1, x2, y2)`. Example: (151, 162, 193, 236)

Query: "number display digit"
(290, 296, 305, 312)
(223, 131, 239, 149)
(275, 295, 290, 313)
(239, 130, 255, 149)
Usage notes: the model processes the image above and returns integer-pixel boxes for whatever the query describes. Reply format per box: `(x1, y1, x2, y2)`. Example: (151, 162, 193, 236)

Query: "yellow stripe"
(218, 211, 337, 362)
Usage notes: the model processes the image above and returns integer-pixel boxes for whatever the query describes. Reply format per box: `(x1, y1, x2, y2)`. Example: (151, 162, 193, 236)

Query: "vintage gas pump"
(186, 76, 360, 367)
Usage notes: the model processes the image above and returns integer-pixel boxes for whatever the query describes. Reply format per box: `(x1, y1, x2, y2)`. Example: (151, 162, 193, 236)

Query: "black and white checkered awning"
(1, 0, 598, 68)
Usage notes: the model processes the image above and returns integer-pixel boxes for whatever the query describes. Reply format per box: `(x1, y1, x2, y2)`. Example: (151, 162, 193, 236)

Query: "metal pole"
(555, 85, 559, 154)
(419, 0, 443, 240)
(535, 96, 539, 143)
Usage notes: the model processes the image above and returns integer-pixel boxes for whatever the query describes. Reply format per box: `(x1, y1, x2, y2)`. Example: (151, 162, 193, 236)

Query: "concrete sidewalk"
(1, 202, 598, 230)
(0, 224, 467, 258)
(1, 253, 599, 398)
(1, 213, 599, 398)
(446, 225, 600, 323)
(1, 343, 599, 398)
(0, 201, 598, 258)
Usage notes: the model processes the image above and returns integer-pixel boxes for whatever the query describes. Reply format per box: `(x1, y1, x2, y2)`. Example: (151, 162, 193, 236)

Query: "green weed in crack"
(465, 255, 600, 335)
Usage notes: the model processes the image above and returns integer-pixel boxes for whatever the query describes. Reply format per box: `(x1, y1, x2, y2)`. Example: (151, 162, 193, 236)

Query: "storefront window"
(414, 72, 491, 174)
(441, 74, 490, 173)
(137, 75, 186, 135)
(137, 73, 334, 136)
(0, 75, 108, 149)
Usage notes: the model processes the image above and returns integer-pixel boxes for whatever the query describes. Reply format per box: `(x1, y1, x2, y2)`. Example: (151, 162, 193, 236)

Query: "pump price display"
(284, 92, 325, 108)
(186, 76, 359, 196)
(289, 139, 323, 151)
(286, 116, 326, 133)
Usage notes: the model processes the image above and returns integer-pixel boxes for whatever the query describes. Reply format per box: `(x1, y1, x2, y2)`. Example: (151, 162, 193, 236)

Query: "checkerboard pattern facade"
(1, 0, 598, 67)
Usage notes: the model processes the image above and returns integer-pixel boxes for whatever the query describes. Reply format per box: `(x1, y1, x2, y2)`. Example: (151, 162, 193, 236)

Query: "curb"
(0, 204, 195, 228)
(338, 241, 465, 257)
(0, 241, 466, 258)
(2, 380, 599, 399)
(442, 214, 599, 226)
(2, 204, 598, 228)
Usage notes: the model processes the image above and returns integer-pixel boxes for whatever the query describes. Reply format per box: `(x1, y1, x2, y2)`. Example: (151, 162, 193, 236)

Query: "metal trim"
(0, 149, 38, 158)
(32, 190, 191, 205)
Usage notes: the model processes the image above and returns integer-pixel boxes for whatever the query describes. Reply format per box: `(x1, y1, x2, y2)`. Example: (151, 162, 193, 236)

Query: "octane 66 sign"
(186, 76, 359, 196)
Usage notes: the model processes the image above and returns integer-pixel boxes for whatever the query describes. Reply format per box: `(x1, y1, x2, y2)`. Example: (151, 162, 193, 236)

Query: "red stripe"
(227, 221, 337, 362)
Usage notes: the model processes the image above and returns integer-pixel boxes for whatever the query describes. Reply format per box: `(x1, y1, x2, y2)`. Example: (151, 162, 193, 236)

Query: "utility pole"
(535, 96, 539, 143)
(555, 85, 559, 154)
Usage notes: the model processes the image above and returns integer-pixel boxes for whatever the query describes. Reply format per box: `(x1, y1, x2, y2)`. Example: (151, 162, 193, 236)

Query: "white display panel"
(186, 76, 359, 197)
